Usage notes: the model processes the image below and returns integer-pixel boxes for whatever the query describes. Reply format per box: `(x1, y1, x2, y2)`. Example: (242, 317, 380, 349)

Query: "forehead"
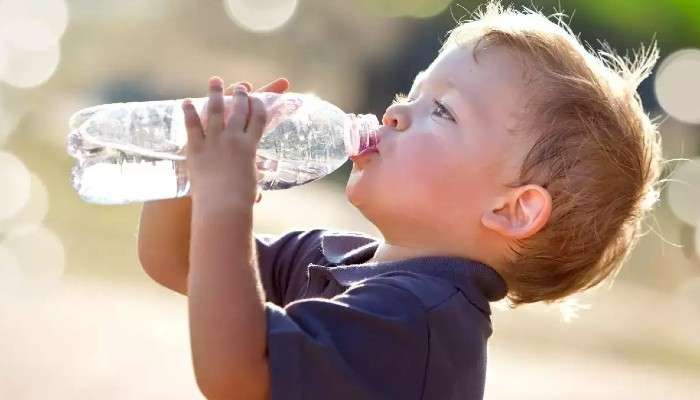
(417, 43, 528, 93)
(414, 45, 476, 87)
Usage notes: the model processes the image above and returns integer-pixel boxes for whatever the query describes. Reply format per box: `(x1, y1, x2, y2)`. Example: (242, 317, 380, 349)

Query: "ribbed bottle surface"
(66, 92, 378, 204)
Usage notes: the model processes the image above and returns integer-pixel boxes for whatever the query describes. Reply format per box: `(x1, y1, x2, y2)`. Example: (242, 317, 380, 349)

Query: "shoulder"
(265, 273, 429, 400)
(357, 270, 492, 330)
(255, 228, 326, 247)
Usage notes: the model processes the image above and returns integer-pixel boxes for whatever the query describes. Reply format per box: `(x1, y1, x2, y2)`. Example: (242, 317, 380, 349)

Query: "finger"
(224, 81, 251, 96)
(182, 99, 204, 151)
(255, 186, 263, 203)
(206, 76, 225, 136)
(246, 96, 267, 140)
(227, 85, 250, 134)
(257, 77, 289, 94)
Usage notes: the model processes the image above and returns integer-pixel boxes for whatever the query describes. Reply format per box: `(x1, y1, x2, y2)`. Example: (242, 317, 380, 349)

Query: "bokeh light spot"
(0, 0, 69, 40)
(0, 151, 32, 220)
(667, 158, 700, 226)
(361, 0, 452, 18)
(0, 0, 66, 88)
(223, 0, 297, 33)
(2, 224, 66, 294)
(654, 48, 700, 124)
(0, 17, 59, 51)
(0, 173, 49, 232)
(0, 42, 60, 88)
(0, 243, 22, 297)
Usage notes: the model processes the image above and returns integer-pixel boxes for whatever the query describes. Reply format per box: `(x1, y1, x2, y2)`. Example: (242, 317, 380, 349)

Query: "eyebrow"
(409, 70, 475, 120)
(410, 70, 462, 98)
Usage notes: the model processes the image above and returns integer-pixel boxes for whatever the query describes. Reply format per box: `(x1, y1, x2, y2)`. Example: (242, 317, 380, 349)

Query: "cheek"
(345, 138, 490, 225)
(378, 141, 462, 204)
(388, 139, 458, 182)
(396, 140, 496, 201)
(380, 141, 435, 180)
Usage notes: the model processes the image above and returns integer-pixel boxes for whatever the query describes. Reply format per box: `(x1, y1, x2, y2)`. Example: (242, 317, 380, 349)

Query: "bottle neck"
(344, 113, 380, 157)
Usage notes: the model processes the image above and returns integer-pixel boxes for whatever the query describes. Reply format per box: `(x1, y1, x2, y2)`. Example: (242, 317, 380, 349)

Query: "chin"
(346, 172, 379, 212)
(346, 159, 395, 221)
(345, 178, 364, 208)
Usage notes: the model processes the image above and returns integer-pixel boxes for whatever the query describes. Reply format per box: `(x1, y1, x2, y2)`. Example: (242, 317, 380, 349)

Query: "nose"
(382, 103, 410, 131)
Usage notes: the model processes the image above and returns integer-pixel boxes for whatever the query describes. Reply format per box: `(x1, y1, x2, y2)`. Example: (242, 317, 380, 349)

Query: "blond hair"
(442, 1, 663, 307)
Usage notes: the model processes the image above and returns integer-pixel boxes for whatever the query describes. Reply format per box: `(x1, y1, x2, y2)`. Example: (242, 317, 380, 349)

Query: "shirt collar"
(315, 231, 508, 314)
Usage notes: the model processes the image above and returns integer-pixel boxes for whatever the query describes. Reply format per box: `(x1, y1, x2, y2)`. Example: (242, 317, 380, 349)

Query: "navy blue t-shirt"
(256, 229, 508, 400)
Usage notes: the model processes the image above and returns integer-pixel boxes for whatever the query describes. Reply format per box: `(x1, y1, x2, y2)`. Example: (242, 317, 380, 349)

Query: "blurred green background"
(1, 0, 699, 398)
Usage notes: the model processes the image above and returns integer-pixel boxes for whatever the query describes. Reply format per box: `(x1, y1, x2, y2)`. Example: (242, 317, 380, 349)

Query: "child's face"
(346, 41, 534, 252)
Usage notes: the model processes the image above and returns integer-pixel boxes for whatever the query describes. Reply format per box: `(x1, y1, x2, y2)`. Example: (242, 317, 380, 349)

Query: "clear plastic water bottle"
(65, 92, 380, 204)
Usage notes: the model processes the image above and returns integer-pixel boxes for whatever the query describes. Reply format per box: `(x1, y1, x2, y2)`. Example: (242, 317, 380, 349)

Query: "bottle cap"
(344, 113, 380, 157)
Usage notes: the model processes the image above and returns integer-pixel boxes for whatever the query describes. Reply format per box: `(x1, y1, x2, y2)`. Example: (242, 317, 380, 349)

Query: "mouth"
(350, 144, 380, 163)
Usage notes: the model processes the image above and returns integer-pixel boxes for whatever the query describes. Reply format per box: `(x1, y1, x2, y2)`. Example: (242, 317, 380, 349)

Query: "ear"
(481, 185, 552, 240)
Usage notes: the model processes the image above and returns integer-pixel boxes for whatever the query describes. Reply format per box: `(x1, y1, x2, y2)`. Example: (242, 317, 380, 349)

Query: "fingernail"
(235, 84, 247, 93)
(209, 76, 223, 89)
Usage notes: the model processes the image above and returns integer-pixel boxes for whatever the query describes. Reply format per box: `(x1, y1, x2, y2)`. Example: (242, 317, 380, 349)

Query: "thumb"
(225, 81, 251, 96)
(257, 77, 289, 94)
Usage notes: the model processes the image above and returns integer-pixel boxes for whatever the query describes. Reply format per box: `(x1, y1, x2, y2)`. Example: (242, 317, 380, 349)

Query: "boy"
(138, 2, 662, 399)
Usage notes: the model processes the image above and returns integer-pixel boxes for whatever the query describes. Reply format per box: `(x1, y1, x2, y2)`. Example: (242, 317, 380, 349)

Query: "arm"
(184, 77, 270, 400)
(137, 78, 289, 296)
(137, 196, 191, 295)
(189, 202, 269, 400)
(137, 196, 255, 296)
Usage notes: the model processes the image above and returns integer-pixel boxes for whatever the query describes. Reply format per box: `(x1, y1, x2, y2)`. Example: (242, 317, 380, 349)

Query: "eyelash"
(391, 92, 455, 122)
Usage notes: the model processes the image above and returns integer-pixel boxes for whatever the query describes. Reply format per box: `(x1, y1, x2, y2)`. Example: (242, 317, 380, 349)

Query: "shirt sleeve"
(265, 275, 429, 400)
(255, 229, 326, 305)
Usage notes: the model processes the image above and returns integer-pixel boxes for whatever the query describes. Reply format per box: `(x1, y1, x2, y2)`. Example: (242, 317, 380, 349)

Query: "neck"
(366, 234, 507, 278)
(367, 241, 440, 264)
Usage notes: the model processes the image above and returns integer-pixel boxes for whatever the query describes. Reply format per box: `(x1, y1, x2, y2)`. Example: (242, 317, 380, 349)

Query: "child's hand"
(183, 76, 268, 210)
(199, 78, 290, 132)
(192, 77, 289, 205)
(225, 78, 289, 204)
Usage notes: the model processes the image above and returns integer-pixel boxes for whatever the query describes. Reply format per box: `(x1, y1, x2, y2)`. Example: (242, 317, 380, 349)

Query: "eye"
(391, 93, 456, 123)
(432, 99, 455, 122)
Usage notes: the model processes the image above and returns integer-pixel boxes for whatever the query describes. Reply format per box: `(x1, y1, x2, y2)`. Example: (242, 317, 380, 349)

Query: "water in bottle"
(66, 92, 380, 204)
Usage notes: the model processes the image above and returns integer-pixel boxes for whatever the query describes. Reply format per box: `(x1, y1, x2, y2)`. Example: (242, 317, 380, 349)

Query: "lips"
(350, 144, 380, 162)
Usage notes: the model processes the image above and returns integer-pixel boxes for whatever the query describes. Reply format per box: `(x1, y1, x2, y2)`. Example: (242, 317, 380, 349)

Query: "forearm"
(137, 197, 192, 292)
(188, 201, 268, 399)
